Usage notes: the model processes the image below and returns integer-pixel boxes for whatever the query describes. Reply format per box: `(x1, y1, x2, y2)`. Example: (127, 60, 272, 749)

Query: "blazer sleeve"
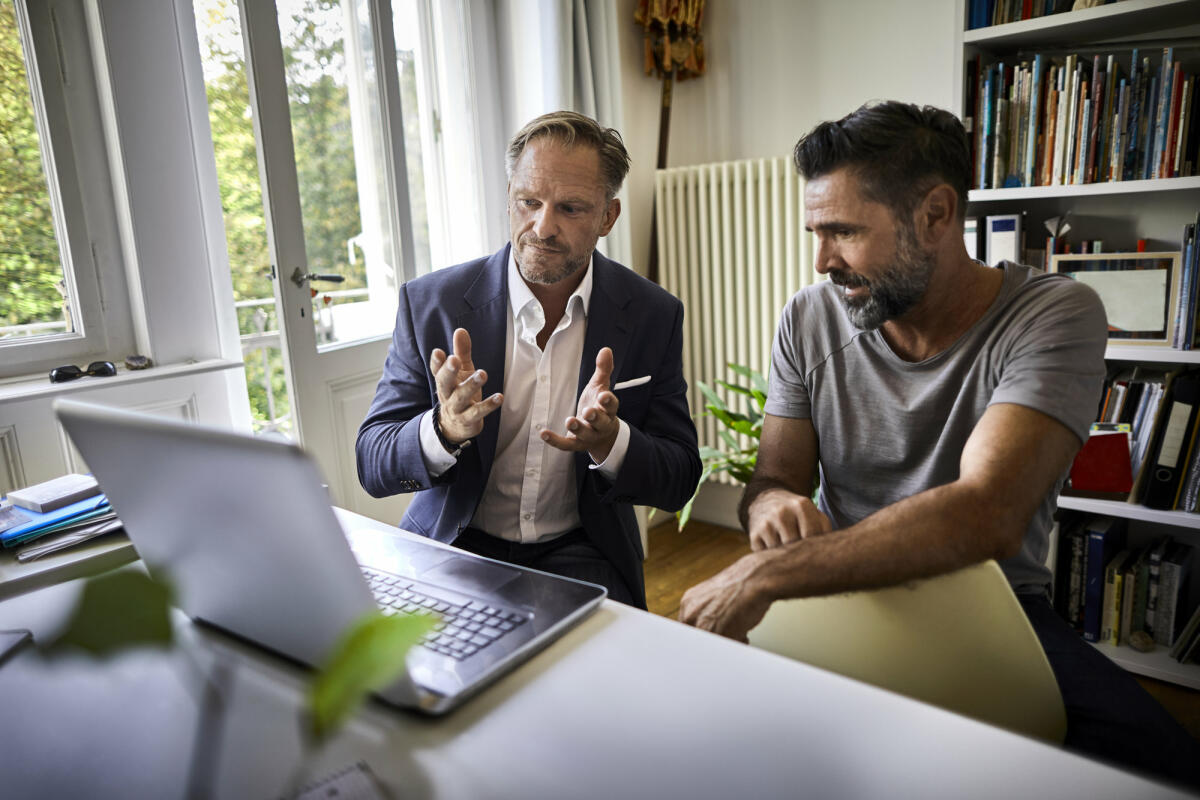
(597, 299, 701, 512)
(355, 283, 447, 497)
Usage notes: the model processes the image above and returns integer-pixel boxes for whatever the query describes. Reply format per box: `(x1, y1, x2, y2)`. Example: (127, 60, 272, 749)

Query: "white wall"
(615, 0, 960, 529)
(616, 0, 960, 281)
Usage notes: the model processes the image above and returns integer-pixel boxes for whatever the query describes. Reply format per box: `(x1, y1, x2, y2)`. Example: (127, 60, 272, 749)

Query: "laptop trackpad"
(421, 556, 521, 593)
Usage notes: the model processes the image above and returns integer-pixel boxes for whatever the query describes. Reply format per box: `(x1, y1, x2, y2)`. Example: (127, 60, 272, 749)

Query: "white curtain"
(479, 0, 632, 268)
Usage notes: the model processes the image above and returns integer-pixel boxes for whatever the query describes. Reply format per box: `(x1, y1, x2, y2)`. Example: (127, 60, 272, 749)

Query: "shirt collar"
(507, 250, 593, 341)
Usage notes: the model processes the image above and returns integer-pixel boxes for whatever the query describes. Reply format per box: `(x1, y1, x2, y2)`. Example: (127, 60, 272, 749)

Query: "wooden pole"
(646, 70, 674, 285)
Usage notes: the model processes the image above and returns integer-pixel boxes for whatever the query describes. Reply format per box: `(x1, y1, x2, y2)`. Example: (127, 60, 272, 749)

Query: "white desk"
(0, 510, 1189, 799)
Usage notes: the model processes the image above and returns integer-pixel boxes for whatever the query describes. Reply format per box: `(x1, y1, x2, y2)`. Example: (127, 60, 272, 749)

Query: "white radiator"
(655, 157, 818, 484)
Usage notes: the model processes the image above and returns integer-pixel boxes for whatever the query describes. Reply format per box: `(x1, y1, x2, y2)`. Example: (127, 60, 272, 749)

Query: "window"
(0, 0, 125, 378)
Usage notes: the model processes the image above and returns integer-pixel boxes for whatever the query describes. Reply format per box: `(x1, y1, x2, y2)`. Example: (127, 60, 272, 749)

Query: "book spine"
(1147, 544, 1166, 637)
(1026, 54, 1043, 187)
(1083, 527, 1110, 642)
(1102, 554, 1120, 644)
(1156, 556, 1180, 646)
(1068, 528, 1086, 630)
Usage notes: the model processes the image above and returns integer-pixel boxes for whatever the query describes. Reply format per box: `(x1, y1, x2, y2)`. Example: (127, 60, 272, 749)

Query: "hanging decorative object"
(635, 0, 706, 81)
(634, 0, 707, 283)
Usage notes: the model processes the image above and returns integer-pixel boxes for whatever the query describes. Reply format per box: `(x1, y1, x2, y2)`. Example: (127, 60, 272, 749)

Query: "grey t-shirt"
(766, 262, 1107, 595)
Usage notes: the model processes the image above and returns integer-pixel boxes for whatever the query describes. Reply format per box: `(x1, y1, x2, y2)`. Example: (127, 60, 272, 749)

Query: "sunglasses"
(49, 361, 117, 384)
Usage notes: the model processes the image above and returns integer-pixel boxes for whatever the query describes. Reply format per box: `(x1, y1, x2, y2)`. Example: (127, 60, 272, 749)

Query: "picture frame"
(1049, 251, 1183, 348)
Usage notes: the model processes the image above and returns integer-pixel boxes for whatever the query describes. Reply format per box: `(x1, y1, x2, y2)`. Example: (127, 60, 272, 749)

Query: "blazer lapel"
(576, 251, 633, 491)
(457, 245, 510, 476)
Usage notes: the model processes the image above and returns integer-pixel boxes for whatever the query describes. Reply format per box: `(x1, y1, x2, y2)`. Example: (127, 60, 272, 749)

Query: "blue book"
(1083, 516, 1126, 642)
(0, 494, 109, 547)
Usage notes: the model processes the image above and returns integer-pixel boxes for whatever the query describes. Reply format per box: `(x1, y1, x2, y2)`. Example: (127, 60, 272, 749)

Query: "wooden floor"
(643, 518, 1200, 741)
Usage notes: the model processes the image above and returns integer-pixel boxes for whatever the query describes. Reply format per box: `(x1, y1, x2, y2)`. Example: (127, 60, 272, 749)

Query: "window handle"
(289, 268, 345, 288)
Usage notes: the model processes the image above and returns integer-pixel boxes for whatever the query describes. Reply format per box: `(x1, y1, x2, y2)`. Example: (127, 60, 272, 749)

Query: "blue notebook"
(0, 494, 110, 547)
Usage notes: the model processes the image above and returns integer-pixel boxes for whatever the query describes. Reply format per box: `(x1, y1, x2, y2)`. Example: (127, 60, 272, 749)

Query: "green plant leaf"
(717, 380, 754, 399)
(718, 429, 740, 450)
(307, 611, 434, 741)
(725, 364, 771, 397)
(697, 381, 728, 413)
(39, 569, 174, 658)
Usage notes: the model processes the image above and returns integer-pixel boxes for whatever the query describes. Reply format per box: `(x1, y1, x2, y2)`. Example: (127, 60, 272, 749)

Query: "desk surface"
(0, 510, 1190, 800)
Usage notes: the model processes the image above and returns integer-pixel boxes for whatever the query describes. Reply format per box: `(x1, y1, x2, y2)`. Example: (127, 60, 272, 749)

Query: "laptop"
(53, 398, 606, 715)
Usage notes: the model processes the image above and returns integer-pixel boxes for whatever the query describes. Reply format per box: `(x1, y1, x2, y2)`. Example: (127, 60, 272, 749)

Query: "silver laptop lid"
(53, 399, 376, 673)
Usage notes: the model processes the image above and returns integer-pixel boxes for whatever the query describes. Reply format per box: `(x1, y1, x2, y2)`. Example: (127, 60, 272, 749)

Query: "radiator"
(655, 157, 818, 484)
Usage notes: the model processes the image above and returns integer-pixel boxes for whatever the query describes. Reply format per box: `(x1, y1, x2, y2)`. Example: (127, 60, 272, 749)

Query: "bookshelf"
(960, 0, 1200, 688)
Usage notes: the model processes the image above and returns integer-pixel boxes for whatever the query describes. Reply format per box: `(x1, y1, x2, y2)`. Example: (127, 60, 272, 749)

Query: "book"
(964, 217, 980, 260)
(1082, 516, 1126, 642)
(1145, 536, 1173, 639)
(1066, 521, 1088, 630)
(6, 473, 101, 513)
(1155, 541, 1195, 647)
(1140, 371, 1200, 509)
(985, 213, 1022, 266)
(1101, 547, 1130, 645)
(1170, 595, 1200, 660)
(1119, 545, 1144, 645)
(0, 494, 111, 548)
(1131, 539, 1165, 640)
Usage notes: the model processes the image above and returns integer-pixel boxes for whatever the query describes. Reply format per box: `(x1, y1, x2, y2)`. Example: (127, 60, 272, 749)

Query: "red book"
(1069, 431, 1134, 496)
(1163, 63, 1183, 178)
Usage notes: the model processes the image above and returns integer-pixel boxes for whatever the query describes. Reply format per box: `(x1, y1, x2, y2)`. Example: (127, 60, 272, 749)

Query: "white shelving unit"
(961, 0, 1200, 689)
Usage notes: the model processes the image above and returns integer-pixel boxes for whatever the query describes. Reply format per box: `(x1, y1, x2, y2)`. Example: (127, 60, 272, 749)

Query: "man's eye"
(522, 199, 539, 208)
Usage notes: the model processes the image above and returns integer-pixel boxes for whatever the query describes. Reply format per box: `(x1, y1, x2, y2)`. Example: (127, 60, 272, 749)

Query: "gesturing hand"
(429, 328, 502, 446)
(541, 347, 620, 463)
(746, 488, 832, 551)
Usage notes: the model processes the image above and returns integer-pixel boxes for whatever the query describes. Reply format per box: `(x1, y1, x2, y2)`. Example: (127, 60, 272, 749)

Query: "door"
(240, 0, 414, 521)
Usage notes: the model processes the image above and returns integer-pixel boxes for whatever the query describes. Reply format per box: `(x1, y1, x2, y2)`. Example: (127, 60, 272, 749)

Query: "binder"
(985, 213, 1022, 266)
(1141, 372, 1200, 509)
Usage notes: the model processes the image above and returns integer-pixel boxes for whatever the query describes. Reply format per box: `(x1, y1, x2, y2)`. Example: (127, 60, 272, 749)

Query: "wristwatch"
(432, 402, 473, 458)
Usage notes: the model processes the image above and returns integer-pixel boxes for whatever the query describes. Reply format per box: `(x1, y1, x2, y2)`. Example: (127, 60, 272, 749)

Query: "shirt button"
(527, 469, 537, 477)
(539, 375, 549, 383)
(522, 513, 532, 521)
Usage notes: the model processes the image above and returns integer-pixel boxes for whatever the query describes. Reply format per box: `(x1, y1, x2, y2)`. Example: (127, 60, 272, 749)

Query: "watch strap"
(432, 402, 473, 458)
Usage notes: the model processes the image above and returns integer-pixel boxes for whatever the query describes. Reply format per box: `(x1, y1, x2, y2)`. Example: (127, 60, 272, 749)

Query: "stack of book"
(967, 0, 1081, 30)
(1055, 516, 1197, 657)
(965, 47, 1198, 191)
(0, 474, 122, 562)
(1071, 368, 1200, 512)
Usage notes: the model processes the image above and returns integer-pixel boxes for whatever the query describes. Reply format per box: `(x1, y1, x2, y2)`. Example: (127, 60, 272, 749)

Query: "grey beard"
(836, 232, 935, 330)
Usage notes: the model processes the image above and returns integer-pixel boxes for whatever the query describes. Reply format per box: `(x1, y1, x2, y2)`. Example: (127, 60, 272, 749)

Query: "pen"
(612, 376, 651, 391)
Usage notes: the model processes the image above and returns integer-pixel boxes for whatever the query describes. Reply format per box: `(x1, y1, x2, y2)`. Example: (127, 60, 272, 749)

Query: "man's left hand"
(678, 552, 776, 642)
(542, 347, 620, 463)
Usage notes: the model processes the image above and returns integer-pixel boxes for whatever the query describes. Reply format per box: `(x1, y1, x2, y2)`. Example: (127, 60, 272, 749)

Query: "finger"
(445, 369, 488, 412)
(453, 328, 475, 372)
(596, 391, 618, 416)
(429, 348, 447, 377)
(593, 347, 613, 388)
(456, 393, 503, 424)
(433, 357, 465, 402)
(540, 429, 586, 452)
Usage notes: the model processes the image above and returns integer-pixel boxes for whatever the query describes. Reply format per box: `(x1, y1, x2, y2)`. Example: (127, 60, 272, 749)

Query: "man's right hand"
(429, 327, 503, 445)
(746, 487, 832, 551)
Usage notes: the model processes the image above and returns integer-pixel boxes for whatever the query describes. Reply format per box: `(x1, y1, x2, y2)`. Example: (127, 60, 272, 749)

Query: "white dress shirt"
(418, 251, 631, 543)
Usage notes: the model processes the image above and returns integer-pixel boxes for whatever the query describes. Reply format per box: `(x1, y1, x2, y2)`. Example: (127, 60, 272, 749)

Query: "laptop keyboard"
(362, 566, 528, 661)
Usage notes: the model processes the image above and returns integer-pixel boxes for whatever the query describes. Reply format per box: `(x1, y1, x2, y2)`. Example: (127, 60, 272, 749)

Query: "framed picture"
(1049, 251, 1183, 347)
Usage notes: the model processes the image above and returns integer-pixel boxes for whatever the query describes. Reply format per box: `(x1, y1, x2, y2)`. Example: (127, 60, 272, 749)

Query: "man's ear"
(914, 183, 958, 246)
(600, 198, 621, 236)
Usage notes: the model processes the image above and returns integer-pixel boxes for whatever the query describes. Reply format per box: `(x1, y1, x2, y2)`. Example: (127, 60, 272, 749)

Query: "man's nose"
(814, 238, 836, 275)
(532, 207, 557, 239)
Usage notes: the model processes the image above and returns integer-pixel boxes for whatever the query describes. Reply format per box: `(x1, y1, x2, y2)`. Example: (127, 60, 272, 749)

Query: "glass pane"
(0, 4, 76, 342)
(277, 0, 398, 349)
(392, 0, 431, 275)
(193, 0, 293, 434)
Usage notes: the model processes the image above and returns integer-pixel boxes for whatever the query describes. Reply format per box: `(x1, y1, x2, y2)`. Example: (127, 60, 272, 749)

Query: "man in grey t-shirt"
(679, 101, 1200, 788)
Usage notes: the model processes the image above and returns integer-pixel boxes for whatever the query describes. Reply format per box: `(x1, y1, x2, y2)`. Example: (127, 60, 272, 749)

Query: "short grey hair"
(505, 111, 631, 201)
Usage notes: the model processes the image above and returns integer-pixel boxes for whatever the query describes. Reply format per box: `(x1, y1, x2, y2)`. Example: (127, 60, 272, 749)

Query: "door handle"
(290, 267, 346, 288)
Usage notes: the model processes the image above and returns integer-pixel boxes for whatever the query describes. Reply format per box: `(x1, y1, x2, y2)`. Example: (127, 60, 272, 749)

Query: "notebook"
(53, 398, 605, 715)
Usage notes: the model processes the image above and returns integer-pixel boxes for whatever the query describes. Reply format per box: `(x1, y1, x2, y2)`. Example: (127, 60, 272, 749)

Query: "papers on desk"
(0, 493, 114, 548)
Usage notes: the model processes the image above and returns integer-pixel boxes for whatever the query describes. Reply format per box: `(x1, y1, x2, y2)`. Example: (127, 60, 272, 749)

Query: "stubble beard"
(830, 225, 936, 330)
(516, 235, 586, 286)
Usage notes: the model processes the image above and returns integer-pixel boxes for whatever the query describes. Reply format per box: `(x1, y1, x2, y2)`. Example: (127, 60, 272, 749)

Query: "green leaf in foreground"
(307, 611, 434, 741)
(39, 569, 174, 657)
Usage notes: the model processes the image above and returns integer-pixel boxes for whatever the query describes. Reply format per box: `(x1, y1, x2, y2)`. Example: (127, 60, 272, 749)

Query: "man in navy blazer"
(356, 111, 700, 608)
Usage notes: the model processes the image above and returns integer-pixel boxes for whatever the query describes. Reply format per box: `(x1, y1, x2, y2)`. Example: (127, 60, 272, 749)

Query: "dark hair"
(793, 101, 970, 222)
(506, 111, 631, 201)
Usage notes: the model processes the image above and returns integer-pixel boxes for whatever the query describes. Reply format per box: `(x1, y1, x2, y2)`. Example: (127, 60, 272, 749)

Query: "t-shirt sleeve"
(765, 296, 812, 419)
(989, 278, 1108, 443)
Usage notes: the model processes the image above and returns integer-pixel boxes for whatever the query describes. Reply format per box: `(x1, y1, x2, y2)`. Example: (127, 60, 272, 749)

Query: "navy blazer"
(356, 245, 701, 608)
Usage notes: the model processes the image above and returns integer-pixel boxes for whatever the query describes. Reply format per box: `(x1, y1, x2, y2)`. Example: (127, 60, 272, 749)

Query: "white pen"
(612, 375, 651, 391)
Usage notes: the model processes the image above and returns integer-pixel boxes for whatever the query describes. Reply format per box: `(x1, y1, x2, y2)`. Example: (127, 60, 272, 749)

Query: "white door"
(240, 0, 414, 522)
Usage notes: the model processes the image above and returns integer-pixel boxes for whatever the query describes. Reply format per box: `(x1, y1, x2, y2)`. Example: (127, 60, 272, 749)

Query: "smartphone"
(0, 628, 32, 666)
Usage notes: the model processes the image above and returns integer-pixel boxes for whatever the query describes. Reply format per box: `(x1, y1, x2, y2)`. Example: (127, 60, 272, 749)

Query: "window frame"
(0, 0, 131, 379)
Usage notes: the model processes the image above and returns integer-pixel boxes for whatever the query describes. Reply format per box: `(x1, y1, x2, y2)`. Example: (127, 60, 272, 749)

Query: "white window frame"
(0, 0, 132, 380)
